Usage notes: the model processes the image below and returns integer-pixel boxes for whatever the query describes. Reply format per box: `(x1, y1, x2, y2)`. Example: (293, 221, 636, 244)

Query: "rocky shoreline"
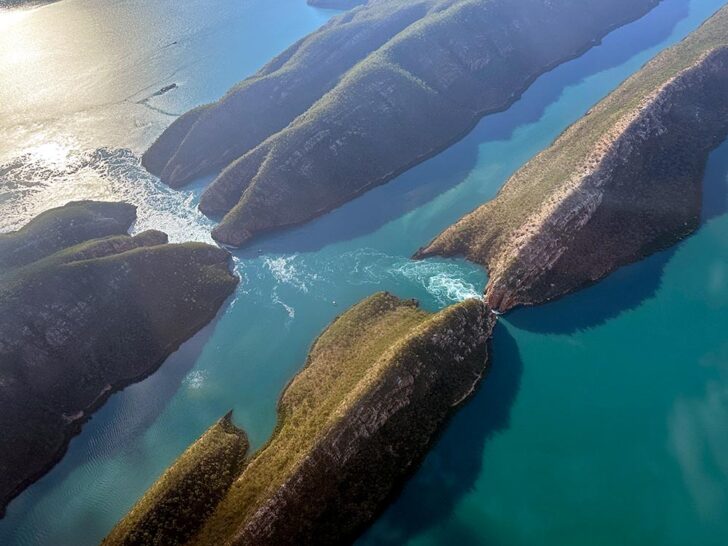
(416, 5, 728, 312)
(105, 293, 493, 545)
(142, 0, 659, 247)
(0, 202, 239, 516)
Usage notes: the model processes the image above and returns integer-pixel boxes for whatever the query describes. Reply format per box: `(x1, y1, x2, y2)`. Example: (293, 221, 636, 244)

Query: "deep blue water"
(0, 0, 727, 544)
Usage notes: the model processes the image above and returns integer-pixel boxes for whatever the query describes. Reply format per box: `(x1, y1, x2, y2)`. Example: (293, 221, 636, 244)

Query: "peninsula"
(416, 5, 728, 312)
(142, 0, 659, 247)
(105, 293, 492, 545)
(0, 201, 238, 516)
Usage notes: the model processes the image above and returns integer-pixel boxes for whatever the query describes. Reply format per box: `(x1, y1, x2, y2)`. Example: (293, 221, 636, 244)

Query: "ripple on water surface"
(0, 144, 214, 243)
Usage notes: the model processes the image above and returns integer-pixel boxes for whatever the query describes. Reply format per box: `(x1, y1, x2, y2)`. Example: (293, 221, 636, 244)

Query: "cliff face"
(417, 6, 728, 312)
(143, 0, 659, 247)
(107, 293, 493, 545)
(0, 202, 239, 516)
(103, 413, 249, 546)
(227, 296, 491, 546)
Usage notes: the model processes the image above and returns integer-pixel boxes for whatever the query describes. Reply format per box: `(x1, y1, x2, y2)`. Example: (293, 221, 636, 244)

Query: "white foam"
(0, 147, 214, 244)
(263, 255, 310, 293)
(392, 260, 483, 305)
(183, 370, 208, 390)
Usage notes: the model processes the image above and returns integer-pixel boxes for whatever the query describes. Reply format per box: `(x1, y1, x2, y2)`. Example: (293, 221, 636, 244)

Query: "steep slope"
(103, 413, 249, 546)
(143, 0, 436, 187)
(416, 5, 728, 312)
(143, 0, 659, 247)
(106, 293, 493, 545)
(0, 202, 239, 516)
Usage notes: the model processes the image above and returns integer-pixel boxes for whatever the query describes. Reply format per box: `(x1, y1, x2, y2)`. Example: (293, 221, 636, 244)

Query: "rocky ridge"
(105, 293, 493, 545)
(143, 0, 659, 247)
(416, 6, 728, 311)
(0, 201, 239, 516)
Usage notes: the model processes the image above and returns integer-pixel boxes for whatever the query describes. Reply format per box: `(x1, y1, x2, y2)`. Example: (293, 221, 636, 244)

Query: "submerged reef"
(143, 0, 659, 247)
(0, 201, 238, 516)
(106, 293, 493, 545)
(417, 5, 728, 312)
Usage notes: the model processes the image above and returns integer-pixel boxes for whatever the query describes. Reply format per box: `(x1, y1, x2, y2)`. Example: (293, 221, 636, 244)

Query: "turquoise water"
(0, 0, 727, 544)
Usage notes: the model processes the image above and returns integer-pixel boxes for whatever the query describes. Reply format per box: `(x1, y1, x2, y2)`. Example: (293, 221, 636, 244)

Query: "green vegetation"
(143, 0, 658, 247)
(0, 202, 238, 516)
(0, 200, 136, 273)
(108, 292, 491, 545)
(103, 413, 248, 546)
(191, 293, 430, 542)
(418, 5, 728, 310)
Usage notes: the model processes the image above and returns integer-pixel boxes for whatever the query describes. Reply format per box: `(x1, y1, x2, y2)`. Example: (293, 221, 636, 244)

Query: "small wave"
(263, 255, 311, 293)
(183, 370, 208, 390)
(391, 259, 483, 305)
(271, 287, 296, 320)
(426, 273, 482, 304)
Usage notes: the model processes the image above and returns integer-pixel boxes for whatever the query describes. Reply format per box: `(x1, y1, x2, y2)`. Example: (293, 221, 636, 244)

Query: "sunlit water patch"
(0, 145, 213, 242)
(1, 0, 728, 545)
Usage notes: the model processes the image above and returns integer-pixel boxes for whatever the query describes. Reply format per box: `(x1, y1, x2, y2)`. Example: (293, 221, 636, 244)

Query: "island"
(416, 5, 728, 312)
(104, 292, 493, 545)
(142, 0, 659, 247)
(0, 201, 239, 516)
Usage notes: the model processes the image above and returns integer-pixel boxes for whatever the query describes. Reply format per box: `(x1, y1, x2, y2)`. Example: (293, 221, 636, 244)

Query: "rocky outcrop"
(143, 0, 659, 247)
(416, 6, 728, 312)
(107, 293, 493, 545)
(0, 202, 239, 517)
(103, 413, 249, 546)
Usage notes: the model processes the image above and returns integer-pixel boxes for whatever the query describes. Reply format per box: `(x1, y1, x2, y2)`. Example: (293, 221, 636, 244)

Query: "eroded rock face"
(417, 7, 728, 312)
(0, 202, 239, 516)
(231, 297, 492, 546)
(143, 0, 658, 247)
(108, 293, 493, 546)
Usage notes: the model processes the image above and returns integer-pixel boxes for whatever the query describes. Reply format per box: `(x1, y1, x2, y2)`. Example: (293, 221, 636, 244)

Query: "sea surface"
(0, 0, 727, 544)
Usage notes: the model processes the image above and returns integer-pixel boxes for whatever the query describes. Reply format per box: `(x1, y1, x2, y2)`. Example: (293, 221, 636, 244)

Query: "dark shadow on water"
(358, 324, 522, 545)
(0, 311, 222, 523)
(239, 0, 689, 256)
(701, 138, 728, 223)
(506, 137, 728, 335)
(505, 248, 677, 335)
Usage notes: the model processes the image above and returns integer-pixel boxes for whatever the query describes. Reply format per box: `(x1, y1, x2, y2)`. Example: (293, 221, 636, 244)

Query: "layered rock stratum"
(143, 0, 659, 247)
(105, 292, 493, 545)
(416, 5, 728, 312)
(0, 201, 238, 516)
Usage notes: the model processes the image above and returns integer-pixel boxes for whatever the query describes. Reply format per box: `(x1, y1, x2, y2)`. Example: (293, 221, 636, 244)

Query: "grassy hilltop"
(106, 293, 493, 545)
